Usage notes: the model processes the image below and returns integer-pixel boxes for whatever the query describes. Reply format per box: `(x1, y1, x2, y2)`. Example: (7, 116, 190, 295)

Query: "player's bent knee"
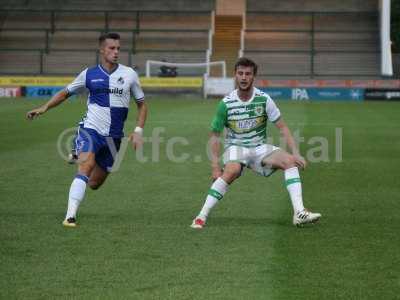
(222, 165, 242, 183)
(222, 173, 239, 184)
(78, 162, 96, 176)
(77, 153, 96, 174)
(281, 155, 296, 170)
(88, 181, 102, 190)
(266, 153, 296, 170)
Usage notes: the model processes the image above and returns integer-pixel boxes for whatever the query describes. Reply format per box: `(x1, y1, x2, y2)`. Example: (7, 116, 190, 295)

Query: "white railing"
(239, 30, 244, 58)
(379, 0, 393, 76)
(238, 12, 246, 58)
(206, 49, 211, 75)
(206, 10, 215, 76)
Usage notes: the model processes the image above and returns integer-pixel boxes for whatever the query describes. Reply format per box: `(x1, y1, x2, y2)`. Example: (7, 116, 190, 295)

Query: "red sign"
(256, 79, 400, 88)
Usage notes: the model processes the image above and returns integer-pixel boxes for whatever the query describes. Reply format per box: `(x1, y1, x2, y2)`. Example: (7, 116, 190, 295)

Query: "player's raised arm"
(274, 118, 307, 169)
(26, 67, 87, 120)
(26, 89, 70, 120)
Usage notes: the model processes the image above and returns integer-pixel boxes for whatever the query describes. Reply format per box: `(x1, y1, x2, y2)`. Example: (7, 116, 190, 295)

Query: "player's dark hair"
(99, 32, 120, 45)
(234, 57, 258, 75)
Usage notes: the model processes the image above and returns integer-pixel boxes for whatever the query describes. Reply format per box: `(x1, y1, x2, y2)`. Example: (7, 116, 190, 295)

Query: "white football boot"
(190, 216, 206, 229)
(293, 209, 321, 227)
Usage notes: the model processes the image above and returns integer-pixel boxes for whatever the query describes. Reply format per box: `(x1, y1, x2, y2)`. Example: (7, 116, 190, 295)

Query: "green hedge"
(392, 0, 400, 52)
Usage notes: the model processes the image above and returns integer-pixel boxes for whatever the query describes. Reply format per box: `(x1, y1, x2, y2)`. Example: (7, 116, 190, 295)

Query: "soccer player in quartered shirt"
(191, 57, 321, 229)
(26, 33, 147, 227)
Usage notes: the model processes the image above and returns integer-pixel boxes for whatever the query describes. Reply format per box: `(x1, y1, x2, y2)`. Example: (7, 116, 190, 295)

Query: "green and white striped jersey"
(211, 87, 281, 148)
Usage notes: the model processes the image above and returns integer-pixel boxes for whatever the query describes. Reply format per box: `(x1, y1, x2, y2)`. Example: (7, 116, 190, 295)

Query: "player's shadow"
(211, 216, 288, 227)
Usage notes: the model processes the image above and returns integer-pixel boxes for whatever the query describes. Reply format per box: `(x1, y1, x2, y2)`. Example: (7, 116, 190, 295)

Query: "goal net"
(145, 60, 227, 78)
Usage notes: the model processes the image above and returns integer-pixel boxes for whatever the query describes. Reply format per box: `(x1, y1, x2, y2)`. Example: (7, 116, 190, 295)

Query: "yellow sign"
(140, 77, 202, 88)
(0, 77, 73, 86)
(0, 76, 203, 88)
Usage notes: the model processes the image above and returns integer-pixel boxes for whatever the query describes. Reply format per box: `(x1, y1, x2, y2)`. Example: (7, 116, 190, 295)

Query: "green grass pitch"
(1, 96, 399, 299)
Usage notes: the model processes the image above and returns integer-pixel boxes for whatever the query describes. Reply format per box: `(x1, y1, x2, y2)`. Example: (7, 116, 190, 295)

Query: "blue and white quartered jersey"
(66, 64, 144, 138)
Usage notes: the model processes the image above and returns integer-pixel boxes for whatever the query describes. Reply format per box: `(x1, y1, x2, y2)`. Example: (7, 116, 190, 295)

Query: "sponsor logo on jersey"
(229, 105, 264, 116)
(229, 107, 247, 114)
(229, 116, 265, 133)
(91, 79, 105, 82)
(237, 119, 258, 130)
(93, 87, 123, 95)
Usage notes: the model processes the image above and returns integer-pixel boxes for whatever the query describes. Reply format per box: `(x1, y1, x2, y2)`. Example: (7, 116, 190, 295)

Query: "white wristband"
(134, 126, 143, 135)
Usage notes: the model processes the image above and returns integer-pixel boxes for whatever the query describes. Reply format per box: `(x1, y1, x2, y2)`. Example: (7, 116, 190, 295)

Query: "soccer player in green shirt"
(191, 57, 321, 229)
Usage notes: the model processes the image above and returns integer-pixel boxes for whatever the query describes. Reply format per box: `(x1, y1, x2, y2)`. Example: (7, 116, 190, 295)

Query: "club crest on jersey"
(255, 106, 264, 116)
(117, 77, 125, 85)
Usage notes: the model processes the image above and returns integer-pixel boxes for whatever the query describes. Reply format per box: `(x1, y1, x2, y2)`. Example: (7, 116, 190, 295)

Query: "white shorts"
(223, 144, 280, 177)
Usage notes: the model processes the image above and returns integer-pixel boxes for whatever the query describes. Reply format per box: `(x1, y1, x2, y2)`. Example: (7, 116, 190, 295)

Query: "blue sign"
(261, 88, 292, 99)
(261, 88, 364, 101)
(26, 86, 64, 98)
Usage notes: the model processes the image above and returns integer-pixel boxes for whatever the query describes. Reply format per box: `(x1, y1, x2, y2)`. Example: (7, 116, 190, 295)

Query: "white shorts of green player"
(223, 144, 280, 177)
(191, 145, 321, 229)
